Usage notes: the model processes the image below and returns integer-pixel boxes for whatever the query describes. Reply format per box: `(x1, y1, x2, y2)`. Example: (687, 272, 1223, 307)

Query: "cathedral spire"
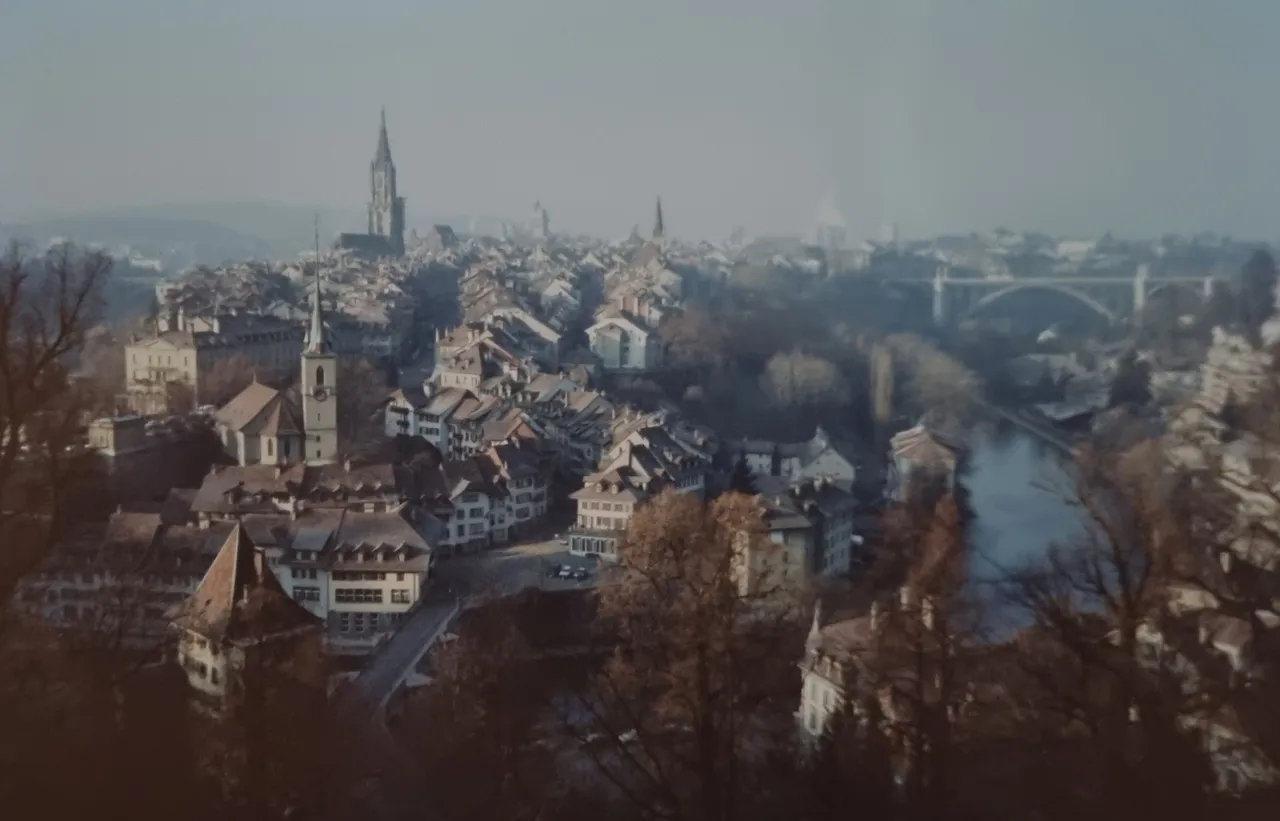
(305, 215, 330, 354)
(374, 107, 392, 165)
(653, 196, 665, 241)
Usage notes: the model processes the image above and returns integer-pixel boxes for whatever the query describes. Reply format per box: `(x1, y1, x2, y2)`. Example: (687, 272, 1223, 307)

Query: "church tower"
(301, 240, 339, 465)
(653, 196, 665, 247)
(368, 108, 406, 255)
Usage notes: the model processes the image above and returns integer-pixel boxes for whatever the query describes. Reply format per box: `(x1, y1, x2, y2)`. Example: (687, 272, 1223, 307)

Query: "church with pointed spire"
(337, 109, 407, 258)
(211, 260, 341, 466)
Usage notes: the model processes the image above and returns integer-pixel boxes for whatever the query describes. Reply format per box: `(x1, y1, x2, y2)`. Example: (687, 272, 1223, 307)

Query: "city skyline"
(3, 0, 1278, 240)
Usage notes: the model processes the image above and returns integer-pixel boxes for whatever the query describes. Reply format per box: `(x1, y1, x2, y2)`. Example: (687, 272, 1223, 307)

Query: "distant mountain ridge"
(3, 202, 522, 268)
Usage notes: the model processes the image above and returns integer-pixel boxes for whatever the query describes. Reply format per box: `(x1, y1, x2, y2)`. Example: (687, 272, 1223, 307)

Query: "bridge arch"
(1145, 279, 1206, 303)
(963, 282, 1116, 323)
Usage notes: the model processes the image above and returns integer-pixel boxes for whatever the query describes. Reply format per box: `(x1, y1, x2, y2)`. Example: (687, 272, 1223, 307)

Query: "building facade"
(339, 109, 406, 257)
(124, 312, 304, 414)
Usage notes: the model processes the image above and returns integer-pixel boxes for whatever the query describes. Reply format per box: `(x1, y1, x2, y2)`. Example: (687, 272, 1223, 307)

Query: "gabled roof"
(387, 385, 429, 410)
(171, 523, 320, 643)
(215, 381, 305, 436)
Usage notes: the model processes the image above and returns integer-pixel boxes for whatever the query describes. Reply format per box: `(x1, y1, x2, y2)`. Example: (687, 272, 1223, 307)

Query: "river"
(960, 420, 1090, 621)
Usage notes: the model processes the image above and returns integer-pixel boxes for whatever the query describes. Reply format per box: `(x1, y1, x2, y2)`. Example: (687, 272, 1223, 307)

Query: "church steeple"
(653, 196, 665, 242)
(368, 108, 405, 254)
(374, 107, 392, 165)
(305, 216, 330, 354)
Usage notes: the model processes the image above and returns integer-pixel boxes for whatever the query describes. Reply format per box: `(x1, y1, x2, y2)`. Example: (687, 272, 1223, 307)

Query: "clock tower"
(301, 253, 338, 464)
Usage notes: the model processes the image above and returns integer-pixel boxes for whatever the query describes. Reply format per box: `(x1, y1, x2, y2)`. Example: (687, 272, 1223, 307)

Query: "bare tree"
(0, 242, 110, 603)
(660, 305, 729, 372)
(199, 353, 259, 408)
(78, 323, 128, 415)
(884, 333, 981, 420)
(337, 355, 391, 455)
(572, 490, 806, 821)
(997, 447, 1219, 820)
(760, 349, 850, 410)
(399, 595, 561, 821)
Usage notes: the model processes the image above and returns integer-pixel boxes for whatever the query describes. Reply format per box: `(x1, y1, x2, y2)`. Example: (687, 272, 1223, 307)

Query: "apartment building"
(569, 426, 711, 558)
(124, 311, 304, 413)
(16, 511, 224, 646)
(243, 506, 436, 654)
(383, 386, 502, 459)
(732, 475, 860, 596)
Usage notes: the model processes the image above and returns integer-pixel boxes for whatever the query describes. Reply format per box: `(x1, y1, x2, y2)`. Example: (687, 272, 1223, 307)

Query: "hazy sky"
(1, 0, 1274, 240)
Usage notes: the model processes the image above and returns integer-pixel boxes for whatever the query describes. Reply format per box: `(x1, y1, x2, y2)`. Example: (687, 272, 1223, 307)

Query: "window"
(391, 589, 410, 604)
(335, 588, 383, 604)
(316, 365, 325, 387)
(456, 525, 465, 538)
(210, 668, 220, 685)
(469, 523, 484, 535)
(339, 612, 351, 632)
(266, 438, 274, 457)
(396, 572, 404, 581)
(292, 586, 320, 602)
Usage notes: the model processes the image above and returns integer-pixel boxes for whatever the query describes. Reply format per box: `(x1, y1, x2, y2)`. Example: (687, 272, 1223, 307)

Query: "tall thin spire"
(306, 214, 329, 354)
(653, 196, 665, 241)
(374, 107, 392, 165)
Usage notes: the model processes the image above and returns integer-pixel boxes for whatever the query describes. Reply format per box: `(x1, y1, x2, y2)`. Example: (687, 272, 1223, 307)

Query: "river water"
(961, 421, 1089, 616)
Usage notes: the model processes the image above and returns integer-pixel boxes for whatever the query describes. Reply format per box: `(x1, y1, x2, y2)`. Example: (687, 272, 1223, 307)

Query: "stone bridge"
(922, 265, 1218, 326)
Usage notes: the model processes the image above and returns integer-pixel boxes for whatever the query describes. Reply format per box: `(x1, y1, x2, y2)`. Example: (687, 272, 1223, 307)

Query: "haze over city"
(3, 0, 1277, 239)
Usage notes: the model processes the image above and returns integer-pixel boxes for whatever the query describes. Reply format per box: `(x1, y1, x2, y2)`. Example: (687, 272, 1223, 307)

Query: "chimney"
(344, 458, 353, 473)
(899, 584, 915, 611)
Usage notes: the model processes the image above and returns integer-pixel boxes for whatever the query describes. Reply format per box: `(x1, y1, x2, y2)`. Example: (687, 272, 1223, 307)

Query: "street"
(346, 596, 460, 717)
(342, 537, 614, 721)
(432, 537, 614, 600)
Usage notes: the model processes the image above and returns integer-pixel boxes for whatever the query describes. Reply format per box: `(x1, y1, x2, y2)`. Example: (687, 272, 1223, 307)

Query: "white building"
(569, 426, 711, 558)
(250, 505, 435, 654)
(886, 423, 960, 502)
(587, 314, 663, 372)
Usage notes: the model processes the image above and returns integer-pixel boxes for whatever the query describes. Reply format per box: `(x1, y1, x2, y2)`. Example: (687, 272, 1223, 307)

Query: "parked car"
(573, 568, 589, 581)
(545, 563, 562, 578)
(558, 566, 573, 579)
